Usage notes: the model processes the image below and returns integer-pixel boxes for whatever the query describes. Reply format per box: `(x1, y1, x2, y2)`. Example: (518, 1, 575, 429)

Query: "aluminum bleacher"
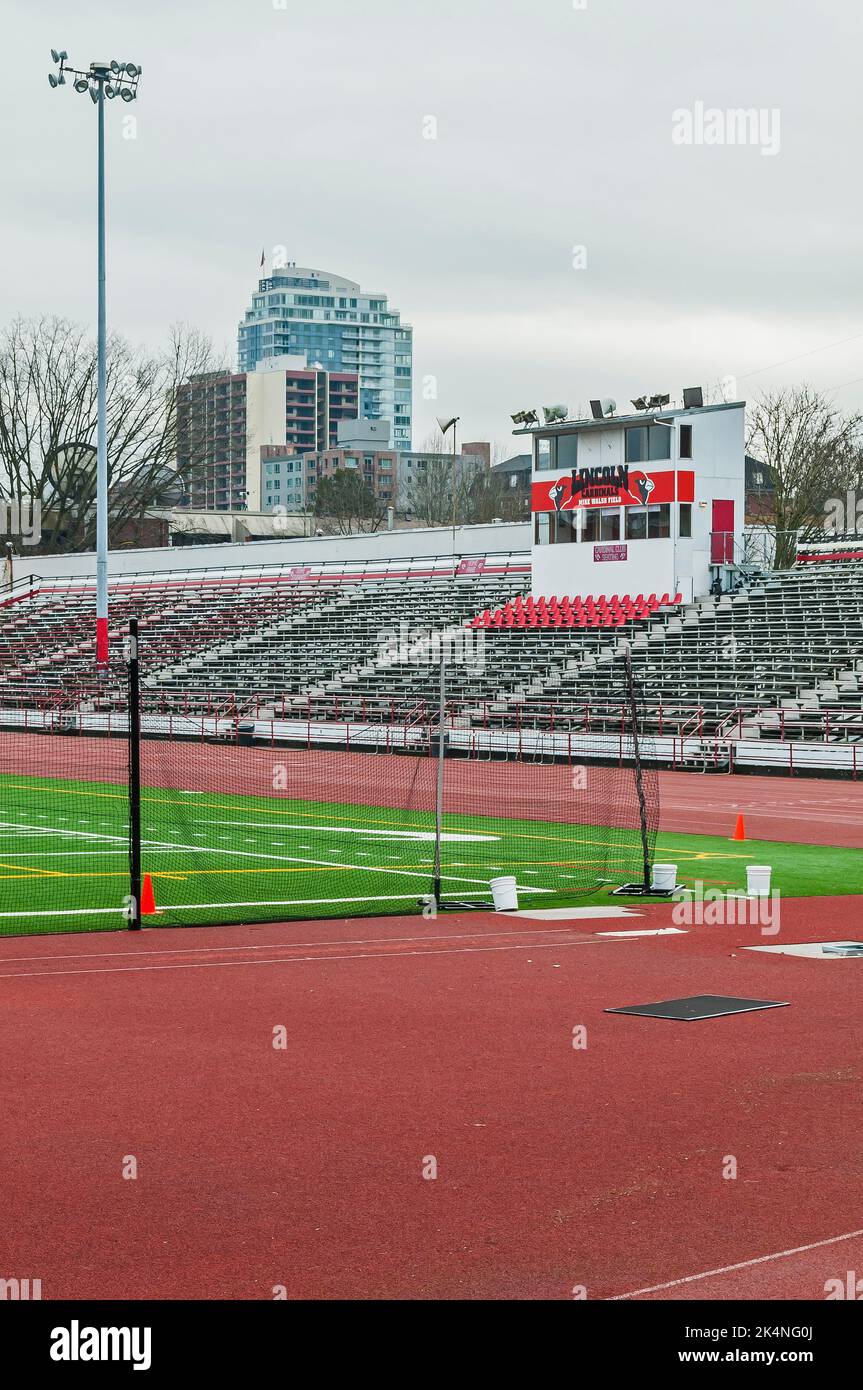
(1, 552, 862, 771)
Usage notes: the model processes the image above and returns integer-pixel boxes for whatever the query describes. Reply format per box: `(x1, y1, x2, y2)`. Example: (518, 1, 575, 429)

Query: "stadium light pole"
(48, 50, 142, 667)
(436, 416, 460, 572)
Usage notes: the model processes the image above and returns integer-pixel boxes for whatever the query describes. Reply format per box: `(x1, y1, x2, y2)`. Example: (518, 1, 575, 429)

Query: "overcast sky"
(4, 0, 862, 453)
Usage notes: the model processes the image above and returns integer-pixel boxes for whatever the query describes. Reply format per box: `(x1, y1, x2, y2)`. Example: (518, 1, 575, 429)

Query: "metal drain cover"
(606, 994, 789, 1021)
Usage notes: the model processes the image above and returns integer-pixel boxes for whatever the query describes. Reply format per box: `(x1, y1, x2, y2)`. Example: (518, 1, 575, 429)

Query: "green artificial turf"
(0, 772, 860, 935)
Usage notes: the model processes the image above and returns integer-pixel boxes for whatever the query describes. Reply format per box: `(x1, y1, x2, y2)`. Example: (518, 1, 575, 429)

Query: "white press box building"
(515, 394, 746, 603)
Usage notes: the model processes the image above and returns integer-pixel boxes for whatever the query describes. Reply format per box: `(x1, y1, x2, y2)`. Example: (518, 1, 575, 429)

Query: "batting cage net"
(0, 628, 658, 935)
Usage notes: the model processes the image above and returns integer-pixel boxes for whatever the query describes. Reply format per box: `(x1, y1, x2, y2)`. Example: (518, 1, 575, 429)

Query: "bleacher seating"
(1, 556, 862, 750)
(469, 593, 681, 630)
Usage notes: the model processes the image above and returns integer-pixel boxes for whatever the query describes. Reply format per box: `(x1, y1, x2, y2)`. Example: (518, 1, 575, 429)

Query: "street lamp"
(437, 415, 460, 570)
(48, 49, 142, 666)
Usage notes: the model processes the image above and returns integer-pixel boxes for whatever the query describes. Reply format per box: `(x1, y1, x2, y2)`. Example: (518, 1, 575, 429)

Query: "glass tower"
(237, 264, 413, 451)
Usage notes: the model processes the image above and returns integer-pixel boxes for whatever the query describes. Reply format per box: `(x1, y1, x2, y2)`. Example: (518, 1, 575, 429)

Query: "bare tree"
(746, 386, 862, 568)
(404, 431, 494, 526)
(314, 470, 384, 535)
(0, 316, 222, 552)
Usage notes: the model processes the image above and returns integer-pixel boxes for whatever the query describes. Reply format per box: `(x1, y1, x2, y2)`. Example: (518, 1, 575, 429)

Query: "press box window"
(535, 438, 553, 471)
(625, 425, 671, 463)
(679, 424, 693, 459)
(679, 503, 692, 538)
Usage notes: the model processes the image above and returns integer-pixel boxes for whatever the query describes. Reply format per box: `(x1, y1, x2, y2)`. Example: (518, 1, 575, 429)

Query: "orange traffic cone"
(732, 814, 746, 842)
(141, 872, 157, 915)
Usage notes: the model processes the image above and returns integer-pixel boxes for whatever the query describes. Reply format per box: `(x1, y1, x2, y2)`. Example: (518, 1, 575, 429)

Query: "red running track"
(2, 896, 862, 1300)
(656, 770, 863, 849)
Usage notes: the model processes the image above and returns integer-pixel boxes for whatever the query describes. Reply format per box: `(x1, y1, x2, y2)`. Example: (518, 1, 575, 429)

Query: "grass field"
(0, 772, 861, 933)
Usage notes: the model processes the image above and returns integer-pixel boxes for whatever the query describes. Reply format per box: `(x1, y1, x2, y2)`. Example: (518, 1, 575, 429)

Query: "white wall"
(245, 368, 289, 510)
(530, 404, 745, 601)
(17, 522, 531, 583)
(531, 538, 679, 601)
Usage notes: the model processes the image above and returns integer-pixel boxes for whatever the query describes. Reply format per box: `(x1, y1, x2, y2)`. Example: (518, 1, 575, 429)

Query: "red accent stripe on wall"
(676, 470, 695, 502)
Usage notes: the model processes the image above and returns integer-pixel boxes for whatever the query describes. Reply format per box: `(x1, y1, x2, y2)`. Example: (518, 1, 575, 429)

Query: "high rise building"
(176, 354, 358, 511)
(237, 264, 413, 451)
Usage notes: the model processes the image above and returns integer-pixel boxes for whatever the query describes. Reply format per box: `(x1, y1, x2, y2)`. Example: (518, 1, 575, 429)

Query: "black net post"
(623, 643, 651, 892)
(432, 655, 445, 907)
(127, 618, 142, 931)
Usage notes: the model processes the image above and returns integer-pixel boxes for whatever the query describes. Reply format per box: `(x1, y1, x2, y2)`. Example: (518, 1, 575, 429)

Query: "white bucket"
(651, 863, 678, 892)
(746, 865, 772, 896)
(490, 875, 518, 912)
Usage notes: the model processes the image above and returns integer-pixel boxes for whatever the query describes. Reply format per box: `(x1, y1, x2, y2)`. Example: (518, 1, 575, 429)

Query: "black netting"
(0, 602, 660, 935)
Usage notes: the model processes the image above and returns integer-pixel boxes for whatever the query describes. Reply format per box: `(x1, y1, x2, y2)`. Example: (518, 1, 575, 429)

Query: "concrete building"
(517, 397, 746, 602)
(176, 355, 359, 512)
(237, 263, 413, 451)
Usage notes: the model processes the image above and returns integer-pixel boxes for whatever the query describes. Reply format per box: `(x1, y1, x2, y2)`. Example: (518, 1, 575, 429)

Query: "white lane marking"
(506, 906, 641, 921)
(0, 936, 620, 982)
(0, 924, 601, 965)
(597, 927, 687, 938)
(607, 1227, 863, 1301)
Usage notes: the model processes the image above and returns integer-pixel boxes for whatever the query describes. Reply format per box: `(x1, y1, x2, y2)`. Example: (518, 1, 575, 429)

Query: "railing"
(1, 693, 861, 776)
(29, 547, 532, 600)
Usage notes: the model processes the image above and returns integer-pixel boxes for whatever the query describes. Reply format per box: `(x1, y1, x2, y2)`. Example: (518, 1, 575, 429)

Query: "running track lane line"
(0, 935, 625, 981)
(0, 923, 621, 964)
(607, 1227, 863, 1300)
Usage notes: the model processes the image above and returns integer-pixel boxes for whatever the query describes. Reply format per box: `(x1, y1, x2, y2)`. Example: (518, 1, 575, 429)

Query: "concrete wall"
(244, 369, 289, 510)
(17, 521, 531, 583)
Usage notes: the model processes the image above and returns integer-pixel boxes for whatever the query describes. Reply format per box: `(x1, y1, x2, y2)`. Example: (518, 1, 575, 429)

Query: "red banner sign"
(532, 469, 693, 513)
(456, 557, 486, 575)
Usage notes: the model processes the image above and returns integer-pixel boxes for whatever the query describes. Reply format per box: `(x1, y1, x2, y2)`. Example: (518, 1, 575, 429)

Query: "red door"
(711, 499, 735, 564)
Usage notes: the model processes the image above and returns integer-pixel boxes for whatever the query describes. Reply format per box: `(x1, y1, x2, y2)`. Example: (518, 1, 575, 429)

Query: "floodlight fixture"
(631, 396, 648, 411)
(46, 46, 143, 669)
(542, 404, 568, 425)
(648, 393, 671, 409)
(682, 386, 704, 409)
(511, 409, 539, 427)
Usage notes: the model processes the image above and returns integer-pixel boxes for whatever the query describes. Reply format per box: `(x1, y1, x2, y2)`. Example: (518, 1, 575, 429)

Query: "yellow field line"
(0, 860, 70, 878)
